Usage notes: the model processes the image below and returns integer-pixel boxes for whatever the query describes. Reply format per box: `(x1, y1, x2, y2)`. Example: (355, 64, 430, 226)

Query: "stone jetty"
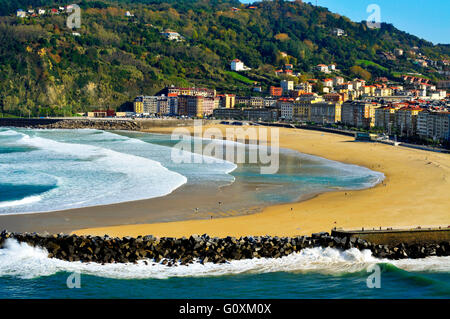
(0, 118, 216, 131)
(36, 119, 142, 131)
(0, 118, 141, 131)
(1, 230, 448, 265)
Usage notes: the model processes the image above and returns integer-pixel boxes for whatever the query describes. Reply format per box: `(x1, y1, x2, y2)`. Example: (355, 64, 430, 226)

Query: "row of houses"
(132, 84, 450, 142)
(417, 111, 450, 141)
(278, 95, 343, 124)
(253, 96, 450, 142)
(133, 87, 235, 117)
(316, 64, 337, 74)
(339, 100, 449, 142)
(268, 80, 320, 99)
(274, 75, 447, 102)
(213, 108, 279, 122)
(375, 102, 450, 140)
(16, 5, 76, 18)
(17, 6, 137, 19)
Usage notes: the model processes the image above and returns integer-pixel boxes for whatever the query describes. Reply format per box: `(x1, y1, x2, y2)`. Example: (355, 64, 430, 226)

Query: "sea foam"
(0, 239, 448, 280)
(0, 129, 20, 136)
(0, 196, 42, 208)
(0, 129, 189, 213)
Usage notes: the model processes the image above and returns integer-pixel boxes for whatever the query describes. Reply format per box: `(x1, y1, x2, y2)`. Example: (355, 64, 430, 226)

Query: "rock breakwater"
(0, 118, 142, 131)
(1, 231, 449, 265)
(37, 119, 141, 131)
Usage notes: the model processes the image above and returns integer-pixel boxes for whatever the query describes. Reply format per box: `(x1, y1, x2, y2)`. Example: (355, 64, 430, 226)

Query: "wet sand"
(0, 176, 279, 234)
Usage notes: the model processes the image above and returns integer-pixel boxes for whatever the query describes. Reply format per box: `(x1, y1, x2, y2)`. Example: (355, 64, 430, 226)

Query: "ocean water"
(0, 128, 384, 215)
(0, 128, 234, 214)
(1, 127, 448, 299)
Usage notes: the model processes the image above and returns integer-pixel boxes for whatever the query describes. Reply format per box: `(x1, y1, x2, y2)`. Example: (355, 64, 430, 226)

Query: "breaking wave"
(0, 239, 448, 280)
(0, 129, 188, 214)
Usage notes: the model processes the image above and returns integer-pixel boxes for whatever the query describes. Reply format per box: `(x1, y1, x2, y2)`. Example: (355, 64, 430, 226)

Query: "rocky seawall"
(36, 119, 142, 131)
(1, 231, 448, 265)
(0, 118, 141, 131)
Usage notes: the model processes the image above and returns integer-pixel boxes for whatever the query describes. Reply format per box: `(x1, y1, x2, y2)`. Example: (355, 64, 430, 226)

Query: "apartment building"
(263, 97, 278, 108)
(270, 86, 283, 97)
(185, 96, 217, 117)
(323, 93, 342, 103)
(167, 94, 179, 115)
(293, 101, 310, 122)
(157, 97, 169, 115)
(281, 80, 294, 94)
(395, 106, 423, 137)
(217, 94, 236, 109)
(177, 95, 188, 116)
(341, 101, 380, 128)
(165, 86, 216, 98)
(417, 111, 450, 141)
(236, 96, 250, 106)
(249, 97, 265, 108)
(375, 106, 398, 133)
(309, 102, 342, 124)
(213, 108, 278, 122)
(134, 96, 158, 114)
(133, 99, 144, 114)
(278, 98, 295, 121)
(296, 82, 313, 94)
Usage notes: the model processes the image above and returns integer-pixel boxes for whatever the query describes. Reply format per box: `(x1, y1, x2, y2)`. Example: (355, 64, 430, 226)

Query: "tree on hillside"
(350, 65, 372, 81)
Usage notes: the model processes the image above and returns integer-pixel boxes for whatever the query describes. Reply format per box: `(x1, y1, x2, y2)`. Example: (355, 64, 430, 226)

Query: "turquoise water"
(1, 267, 449, 299)
(0, 127, 448, 299)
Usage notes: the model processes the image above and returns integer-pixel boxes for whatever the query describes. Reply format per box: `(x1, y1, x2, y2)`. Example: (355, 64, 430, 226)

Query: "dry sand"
(74, 124, 450, 238)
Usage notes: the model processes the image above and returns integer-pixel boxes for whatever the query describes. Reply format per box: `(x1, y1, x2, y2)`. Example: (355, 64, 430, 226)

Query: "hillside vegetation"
(0, 0, 448, 116)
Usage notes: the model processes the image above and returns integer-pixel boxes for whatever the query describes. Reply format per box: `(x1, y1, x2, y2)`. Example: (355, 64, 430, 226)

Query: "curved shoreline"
(74, 125, 450, 238)
(0, 128, 380, 221)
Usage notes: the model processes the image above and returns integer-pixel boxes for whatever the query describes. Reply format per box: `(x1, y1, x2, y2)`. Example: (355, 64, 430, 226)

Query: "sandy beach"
(72, 124, 450, 238)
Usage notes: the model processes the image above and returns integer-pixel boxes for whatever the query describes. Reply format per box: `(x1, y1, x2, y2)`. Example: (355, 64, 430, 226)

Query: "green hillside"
(0, 0, 448, 116)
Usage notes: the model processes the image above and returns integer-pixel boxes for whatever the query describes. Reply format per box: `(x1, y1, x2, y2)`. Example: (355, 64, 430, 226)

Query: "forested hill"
(0, 0, 448, 117)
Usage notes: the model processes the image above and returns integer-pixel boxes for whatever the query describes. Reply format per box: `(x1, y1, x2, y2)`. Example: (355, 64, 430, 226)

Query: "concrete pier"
(331, 227, 450, 246)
